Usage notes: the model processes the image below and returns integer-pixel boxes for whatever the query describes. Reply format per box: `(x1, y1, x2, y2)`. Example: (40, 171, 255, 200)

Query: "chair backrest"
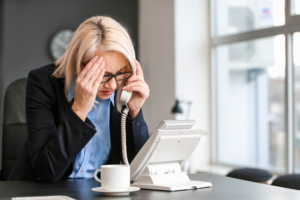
(272, 174, 300, 190)
(1, 78, 28, 181)
(226, 168, 273, 183)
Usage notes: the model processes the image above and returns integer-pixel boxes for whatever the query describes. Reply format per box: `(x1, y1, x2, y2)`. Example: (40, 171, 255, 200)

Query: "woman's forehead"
(98, 51, 128, 72)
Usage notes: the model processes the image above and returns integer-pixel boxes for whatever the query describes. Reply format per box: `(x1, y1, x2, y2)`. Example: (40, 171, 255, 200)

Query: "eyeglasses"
(82, 60, 132, 83)
(101, 71, 132, 83)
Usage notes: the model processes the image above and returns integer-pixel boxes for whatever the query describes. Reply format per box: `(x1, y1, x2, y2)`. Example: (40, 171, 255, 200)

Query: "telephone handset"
(119, 60, 136, 166)
(120, 90, 133, 105)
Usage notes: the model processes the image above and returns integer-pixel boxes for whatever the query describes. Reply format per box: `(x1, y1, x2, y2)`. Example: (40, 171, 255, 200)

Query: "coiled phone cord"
(121, 105, 130, 165)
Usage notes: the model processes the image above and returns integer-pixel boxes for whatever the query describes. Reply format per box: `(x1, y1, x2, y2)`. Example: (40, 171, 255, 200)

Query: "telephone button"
(83, 131, 90, 136)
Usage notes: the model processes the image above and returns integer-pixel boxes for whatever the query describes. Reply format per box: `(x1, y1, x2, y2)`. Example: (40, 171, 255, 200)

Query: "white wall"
(174, 0, 211, 173)
(139, 0, 176, 133)
(139, 0, 211, 173)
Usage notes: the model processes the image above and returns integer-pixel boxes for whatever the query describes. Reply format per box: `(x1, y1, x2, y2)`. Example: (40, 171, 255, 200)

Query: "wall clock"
(50, 29, 73, 61)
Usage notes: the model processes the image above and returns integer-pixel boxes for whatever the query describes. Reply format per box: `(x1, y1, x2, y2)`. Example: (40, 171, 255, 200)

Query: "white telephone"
(119, 60, 136, 166)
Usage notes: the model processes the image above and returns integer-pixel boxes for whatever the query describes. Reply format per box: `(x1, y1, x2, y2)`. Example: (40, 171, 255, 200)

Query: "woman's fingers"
(82, 57, 103, 84)
(135, 60, 144, 78)
(126, 60, 144, 85)
(93, 62, 106, 88)
(78, 56, 98, 80)
(124, 81, 148, 92)
(126, 74, 144, 85)
(123, 81, 149, 98)
(127, 86, 149, 99)
(125, 74, 149, 92)
(87, 60, 105, 87)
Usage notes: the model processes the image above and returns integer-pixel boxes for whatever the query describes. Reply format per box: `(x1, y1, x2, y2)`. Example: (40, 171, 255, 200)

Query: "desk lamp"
(171, 99, 192, 119)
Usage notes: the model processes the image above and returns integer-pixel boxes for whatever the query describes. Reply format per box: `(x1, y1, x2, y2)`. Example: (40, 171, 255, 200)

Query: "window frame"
(210, 0, 300, 174)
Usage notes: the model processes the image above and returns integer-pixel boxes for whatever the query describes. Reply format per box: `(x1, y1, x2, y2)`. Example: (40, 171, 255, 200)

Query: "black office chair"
(1, 78, 28, 181)
(227, 168, 273, 183)
(272, 174, 300, 190)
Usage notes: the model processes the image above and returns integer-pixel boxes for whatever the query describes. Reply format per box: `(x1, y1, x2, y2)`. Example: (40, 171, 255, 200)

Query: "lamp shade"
(171, 99, 183, 114)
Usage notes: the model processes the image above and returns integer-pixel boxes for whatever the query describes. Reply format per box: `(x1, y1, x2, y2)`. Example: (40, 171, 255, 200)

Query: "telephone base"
(131, 168, 212, 191)
(131, 180, 212, 191)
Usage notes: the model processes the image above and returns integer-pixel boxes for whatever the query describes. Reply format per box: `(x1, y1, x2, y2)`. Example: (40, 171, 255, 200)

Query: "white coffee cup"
(94, 165, 130, 191)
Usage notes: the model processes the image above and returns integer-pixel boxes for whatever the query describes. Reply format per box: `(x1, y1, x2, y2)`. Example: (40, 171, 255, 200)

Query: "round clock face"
(50, 29, 73, 61)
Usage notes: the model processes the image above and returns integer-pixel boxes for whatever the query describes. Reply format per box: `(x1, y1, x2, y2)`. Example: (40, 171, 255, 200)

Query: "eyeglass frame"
(101, 71, 132, 84)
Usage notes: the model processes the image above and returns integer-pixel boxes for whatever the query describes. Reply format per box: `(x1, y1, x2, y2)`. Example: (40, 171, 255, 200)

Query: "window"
(212, 0, 300, 174)
(216, 36, 286, 172)
(291, 0, 300, 15)
(293, 32, 300, 172)
(215, 0, 284, 36)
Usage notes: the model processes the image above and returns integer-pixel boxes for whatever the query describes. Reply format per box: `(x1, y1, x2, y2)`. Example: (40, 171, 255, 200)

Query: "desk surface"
(0, 173, 299, 200)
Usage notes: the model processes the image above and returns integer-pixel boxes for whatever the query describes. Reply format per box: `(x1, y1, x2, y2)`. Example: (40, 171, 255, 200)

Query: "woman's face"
(94, 51, 129, 100)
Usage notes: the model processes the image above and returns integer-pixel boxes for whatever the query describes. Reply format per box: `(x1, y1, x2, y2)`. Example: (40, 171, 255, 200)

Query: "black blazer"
(8, 64, 149, 182)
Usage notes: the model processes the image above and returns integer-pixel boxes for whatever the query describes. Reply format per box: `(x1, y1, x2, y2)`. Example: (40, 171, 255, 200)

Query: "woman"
(8, 16, 150, 182)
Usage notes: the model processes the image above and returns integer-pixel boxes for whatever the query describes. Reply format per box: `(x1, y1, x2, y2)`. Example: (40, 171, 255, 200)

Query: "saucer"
(92, 186, 140, 196)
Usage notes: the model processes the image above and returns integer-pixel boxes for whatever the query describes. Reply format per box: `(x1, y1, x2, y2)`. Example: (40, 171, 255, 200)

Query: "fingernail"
(123, 86, 127, 89)
(94, 56, 98, 60)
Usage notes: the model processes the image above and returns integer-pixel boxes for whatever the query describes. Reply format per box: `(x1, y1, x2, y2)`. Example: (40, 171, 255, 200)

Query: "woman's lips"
(101, 90, 113, 95)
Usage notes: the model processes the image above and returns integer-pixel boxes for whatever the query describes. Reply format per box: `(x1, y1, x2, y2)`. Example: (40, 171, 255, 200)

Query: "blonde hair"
(53, 16, 136, 112)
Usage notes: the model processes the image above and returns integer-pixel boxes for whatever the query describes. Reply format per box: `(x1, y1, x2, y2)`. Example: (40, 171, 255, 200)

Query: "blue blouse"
(68, 80, 114, 178)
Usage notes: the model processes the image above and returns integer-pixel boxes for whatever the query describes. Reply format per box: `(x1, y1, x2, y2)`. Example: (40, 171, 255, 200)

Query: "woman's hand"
(72, 56, 105, 121)
(123, 60, 150, 119)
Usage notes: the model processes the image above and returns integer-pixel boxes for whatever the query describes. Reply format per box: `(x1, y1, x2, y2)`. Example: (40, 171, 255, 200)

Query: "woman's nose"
(104, 77, 117, 90)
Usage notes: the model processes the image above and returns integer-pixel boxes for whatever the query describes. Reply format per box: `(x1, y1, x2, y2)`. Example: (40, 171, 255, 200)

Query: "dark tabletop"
(0, 173, 300, 200)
